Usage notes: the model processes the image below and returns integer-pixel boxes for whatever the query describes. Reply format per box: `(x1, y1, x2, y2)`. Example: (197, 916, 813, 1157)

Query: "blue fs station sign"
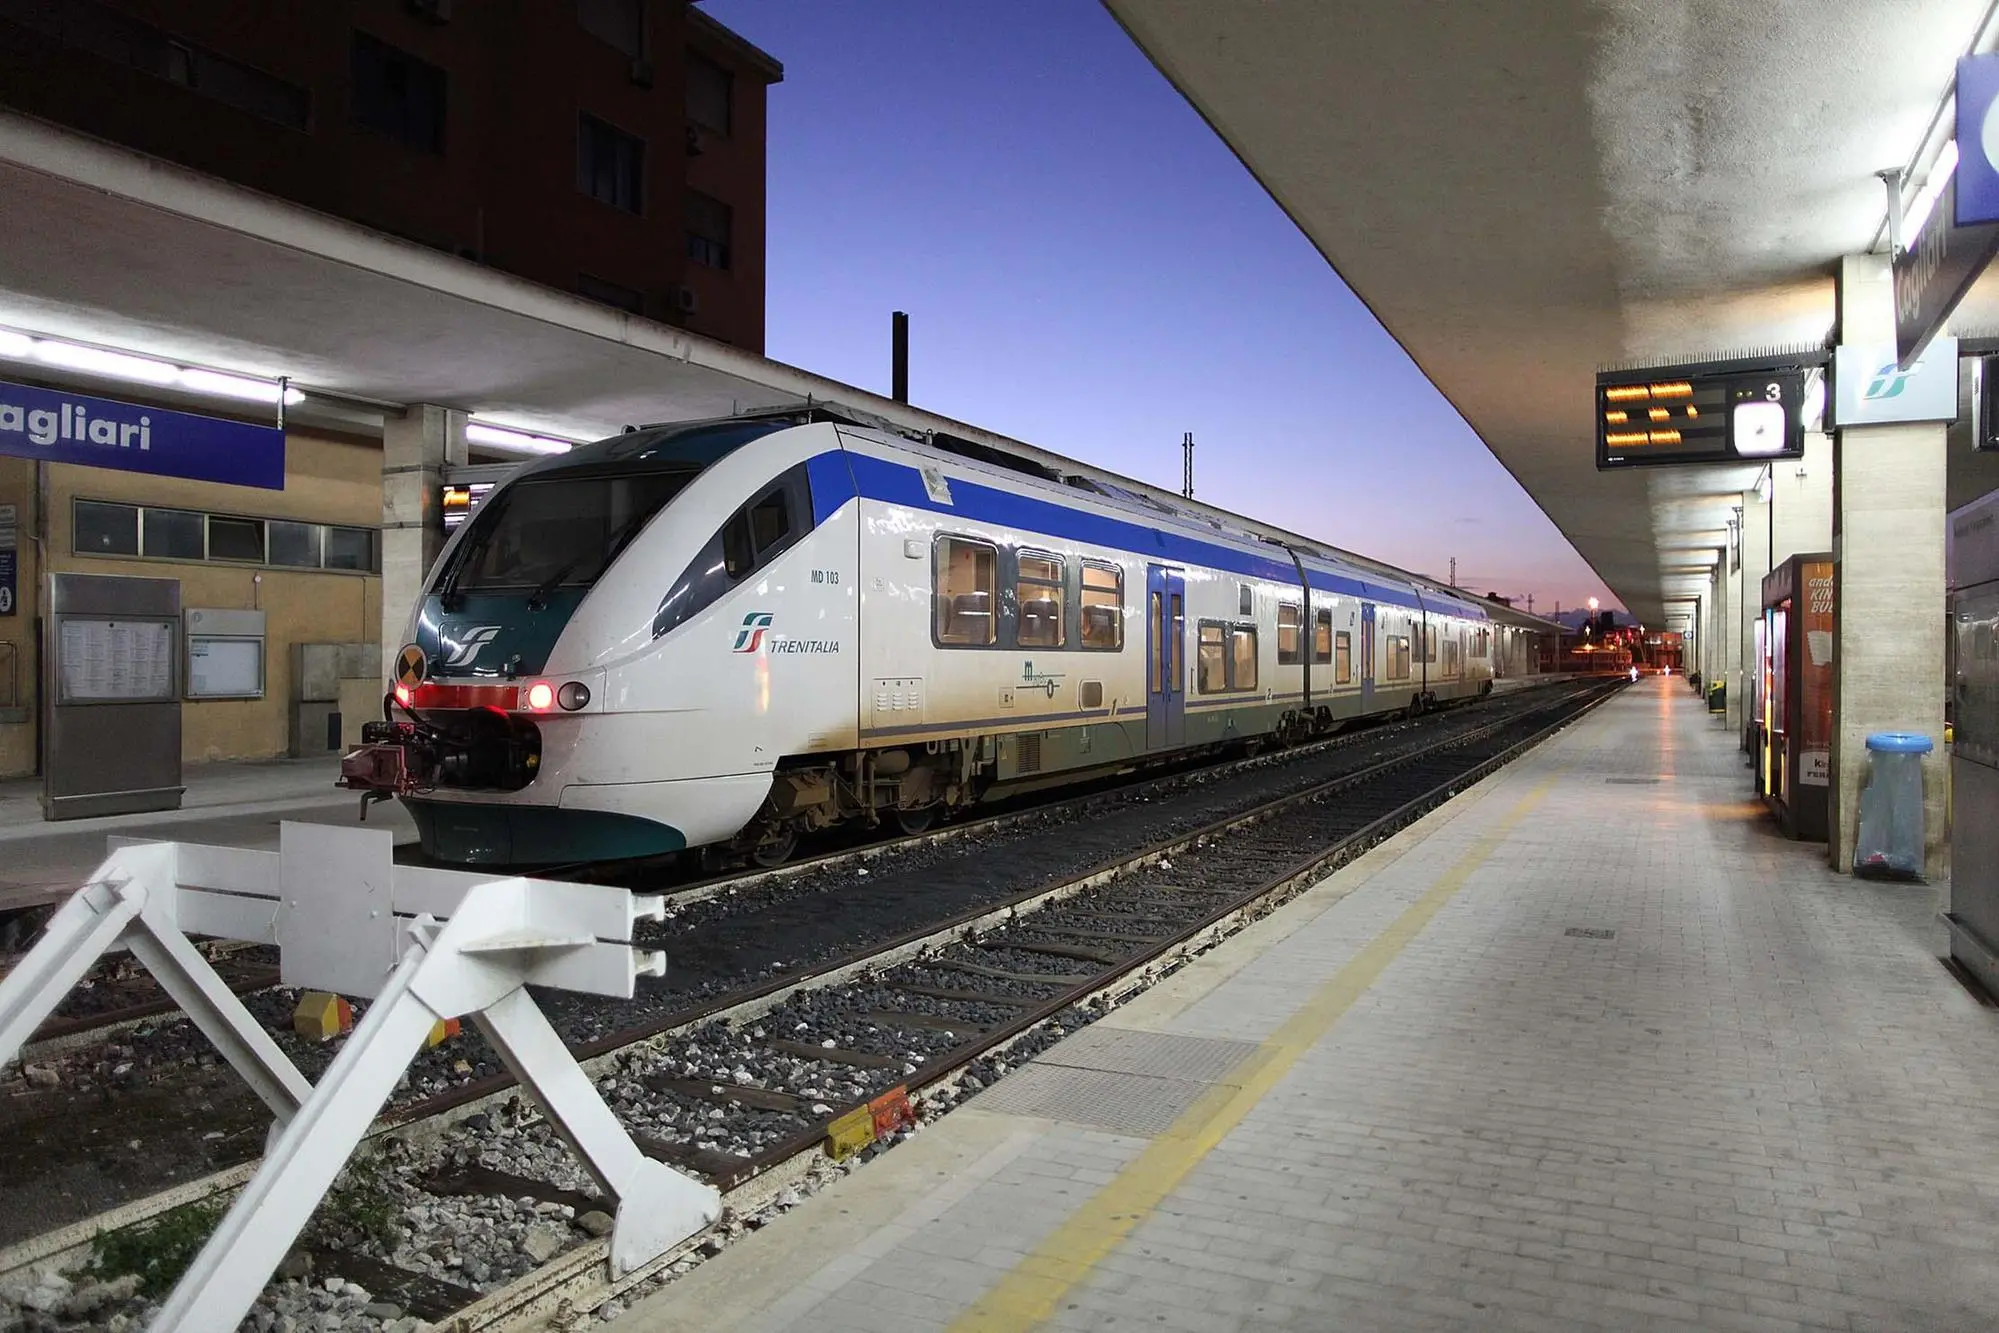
(0, 379, 285, 490)
(1895, 54, 1999, 369)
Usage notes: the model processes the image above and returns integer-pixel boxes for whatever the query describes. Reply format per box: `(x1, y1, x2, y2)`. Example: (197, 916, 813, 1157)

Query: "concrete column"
(1772, 430, 1834, 560)
(1827, 255, 1948, 877)
(381, 404, 467, 684)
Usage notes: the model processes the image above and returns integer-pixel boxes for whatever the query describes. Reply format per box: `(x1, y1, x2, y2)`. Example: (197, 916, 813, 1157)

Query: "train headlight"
(525, 681, 555, 711)
(557, 681, 592, 711)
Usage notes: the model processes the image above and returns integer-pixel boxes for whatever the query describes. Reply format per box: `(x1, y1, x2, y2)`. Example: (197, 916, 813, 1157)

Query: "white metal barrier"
(0, 822, 720, 1333)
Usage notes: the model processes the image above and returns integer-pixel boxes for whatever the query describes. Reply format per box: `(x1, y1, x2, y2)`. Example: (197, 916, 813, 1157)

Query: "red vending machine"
(1758, 553, 1834, 840)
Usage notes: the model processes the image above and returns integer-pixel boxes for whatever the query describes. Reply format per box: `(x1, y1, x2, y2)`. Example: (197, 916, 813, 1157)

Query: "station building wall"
(0, 427, 386, 778)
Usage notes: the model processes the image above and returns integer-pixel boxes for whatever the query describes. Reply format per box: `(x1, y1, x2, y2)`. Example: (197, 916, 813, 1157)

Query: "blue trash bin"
(1854, 732, 1933, 878)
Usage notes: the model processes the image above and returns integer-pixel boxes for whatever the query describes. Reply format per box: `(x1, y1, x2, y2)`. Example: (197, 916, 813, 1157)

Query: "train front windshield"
(445, 469, 694, 596)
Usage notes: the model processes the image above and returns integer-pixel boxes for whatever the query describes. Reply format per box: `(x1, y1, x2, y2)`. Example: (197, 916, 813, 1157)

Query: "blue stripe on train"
(823, 449, 1467, 618)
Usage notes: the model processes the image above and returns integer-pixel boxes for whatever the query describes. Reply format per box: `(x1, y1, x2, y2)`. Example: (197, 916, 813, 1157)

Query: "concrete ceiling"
(1100, 0, 1999, 627)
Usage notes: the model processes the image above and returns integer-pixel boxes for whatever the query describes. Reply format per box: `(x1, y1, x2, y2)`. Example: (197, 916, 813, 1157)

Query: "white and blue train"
(341, 406, 1494, 866)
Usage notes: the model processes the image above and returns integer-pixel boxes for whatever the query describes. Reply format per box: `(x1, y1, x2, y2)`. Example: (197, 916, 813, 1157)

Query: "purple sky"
(701, 0, 1621, 616)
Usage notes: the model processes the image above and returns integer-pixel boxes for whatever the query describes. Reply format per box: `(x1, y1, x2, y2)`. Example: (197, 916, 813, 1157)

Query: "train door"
(1360, 602, 1376, 710)
(1146, 565, 1185, 751)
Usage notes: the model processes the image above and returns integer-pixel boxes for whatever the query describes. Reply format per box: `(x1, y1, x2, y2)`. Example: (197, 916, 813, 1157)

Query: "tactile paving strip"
(969, 1027, 1258, 1136)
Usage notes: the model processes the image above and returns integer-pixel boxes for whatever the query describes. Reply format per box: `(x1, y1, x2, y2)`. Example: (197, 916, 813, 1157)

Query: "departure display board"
(1596, 367, 1806, 470)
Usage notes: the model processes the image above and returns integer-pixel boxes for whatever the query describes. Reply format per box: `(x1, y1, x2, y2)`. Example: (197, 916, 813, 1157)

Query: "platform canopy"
(1100, 0, 1999, 628)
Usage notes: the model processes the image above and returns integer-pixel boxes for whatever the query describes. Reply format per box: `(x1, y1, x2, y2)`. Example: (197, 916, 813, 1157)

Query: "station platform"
(0, 757, 415, 917)
(612, 676, 1996, 1333)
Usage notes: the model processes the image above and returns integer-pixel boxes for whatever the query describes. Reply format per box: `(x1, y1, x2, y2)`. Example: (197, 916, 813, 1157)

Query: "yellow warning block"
(426, 1017, 461, 1048)
(292, 992, 353, 1042)
(825, 1105, 876, 1162)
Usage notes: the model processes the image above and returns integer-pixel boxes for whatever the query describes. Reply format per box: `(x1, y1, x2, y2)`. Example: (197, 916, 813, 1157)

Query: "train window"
(1197, 622, 1228, 693)
(1313, 609, 1333, 665)
(748, 487, 791, 557)
(1081, 562, 1122, 650)
(1238, 584, 1253, 616)
(721, 512, 755, 578)
(1149, 592, 1165, 692)
(1443, 639, 1460, 675)
(1169, 592, 1184, 686)
(1336, 631, 1352, 684)
(1016, 551, 1065, 648)
(1231, 624, 1258, 691)
(935, 536, 998, 646)
(1277, 604, 1302, 666)
(1425, 625, 1437, 663)
(1387, 634, 1412, 681)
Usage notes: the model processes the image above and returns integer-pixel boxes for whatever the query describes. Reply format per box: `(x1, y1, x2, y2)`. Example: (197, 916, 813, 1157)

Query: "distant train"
(341, 406, 1493, 866)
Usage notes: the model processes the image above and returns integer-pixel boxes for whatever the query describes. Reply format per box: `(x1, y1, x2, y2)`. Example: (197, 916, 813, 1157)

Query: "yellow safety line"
(948, 776, 1558, 1332)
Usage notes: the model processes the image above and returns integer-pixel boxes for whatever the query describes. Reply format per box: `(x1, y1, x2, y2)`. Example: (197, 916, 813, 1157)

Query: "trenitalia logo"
(731, 612, 839, 654)
(732, 612, 774, 653)
(443, 625, 502, 666)
(1864, 363, 1914, 400)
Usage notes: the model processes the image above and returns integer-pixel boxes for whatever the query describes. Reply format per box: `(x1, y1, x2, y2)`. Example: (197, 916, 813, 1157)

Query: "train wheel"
(749, 828, 797, 868)
(893, 806, 937, 835)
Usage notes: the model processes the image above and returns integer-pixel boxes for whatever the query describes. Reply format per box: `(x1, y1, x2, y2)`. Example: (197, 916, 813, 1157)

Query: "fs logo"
(1864, 362, 1913, 401)
(443, 625, 502, 667)
(732, 612, 774, 653)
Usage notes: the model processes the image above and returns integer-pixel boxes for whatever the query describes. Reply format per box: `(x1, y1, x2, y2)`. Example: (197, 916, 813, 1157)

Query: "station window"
(1387, 634, 1412, 681)
(73, 499, 377, 572)
(143, 507, 204, 560)
(74, 501, 138, 556)
(352, 32, 446, 154)
(578, 113, 644, 214)
(686, 189, 733, 270)
(1016, 551, 1065, 649)
(686, 49, 733, 135)
(1313, 609, 1333, 665)
(1277, 603, 1302, 666)
(1197, 621, 1257, 693)
(1336, 630, 1352, 684)
(1080, 561, 1122, 650)
(935, 536, 997, 646)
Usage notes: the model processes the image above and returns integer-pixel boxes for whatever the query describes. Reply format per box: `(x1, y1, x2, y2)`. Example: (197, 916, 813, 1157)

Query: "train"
(340, 404, 1494, 866)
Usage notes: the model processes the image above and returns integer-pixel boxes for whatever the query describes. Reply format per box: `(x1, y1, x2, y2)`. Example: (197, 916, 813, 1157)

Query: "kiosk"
(1757, 553, 1834, 841)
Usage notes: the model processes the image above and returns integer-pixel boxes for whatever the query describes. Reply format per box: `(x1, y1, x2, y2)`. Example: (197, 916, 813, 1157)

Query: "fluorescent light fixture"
(0, 329, 31, 359)
(466, 421, 576, 455)
(1902, 138, 1960, 242)
(32, 339, 180, 385)
(178, 368, 304, 405)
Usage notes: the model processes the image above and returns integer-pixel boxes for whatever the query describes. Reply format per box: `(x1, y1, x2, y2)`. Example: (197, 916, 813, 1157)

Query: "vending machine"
(1758, 553, 1834, 841)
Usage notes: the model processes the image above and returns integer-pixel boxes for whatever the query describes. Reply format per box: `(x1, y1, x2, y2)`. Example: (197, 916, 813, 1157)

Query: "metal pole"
(891, 312, 908, 404)
(1181, 432, 1194, 499)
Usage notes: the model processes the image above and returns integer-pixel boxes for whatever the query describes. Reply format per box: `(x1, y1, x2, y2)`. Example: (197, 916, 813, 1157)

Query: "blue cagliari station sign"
(0, 378, 285, 490)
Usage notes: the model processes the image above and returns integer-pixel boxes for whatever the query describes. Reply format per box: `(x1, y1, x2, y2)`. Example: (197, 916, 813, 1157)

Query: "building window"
(578, 273, 646, 314)
(1016, 552, 1064, 649)
(578, 0, 644, 58)
(73, 499, 378, 573)
(578, 113, 644, 213)
(1080, 561, 1122, 650)
(208, 516, 266, 562)
(5, 0, 310, 129)
(351, 32, 446, 153)
(934, 535, 997, 646)
(143, 507, 205, 560)
(686, 49, 732, 135)
(686, 189, 732, 269)
(74, 501, 138, 556)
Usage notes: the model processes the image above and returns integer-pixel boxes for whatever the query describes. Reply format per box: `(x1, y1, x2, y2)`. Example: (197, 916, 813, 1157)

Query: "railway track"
(4, 682, 1552, 1061)
(0, 677, 1618, 1333)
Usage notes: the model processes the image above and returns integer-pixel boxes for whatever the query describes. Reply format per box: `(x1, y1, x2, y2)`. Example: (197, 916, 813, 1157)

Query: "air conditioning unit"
(407, 0, 451, 21)
(630, 58, 654, 88)
(669, 285, 699, 315)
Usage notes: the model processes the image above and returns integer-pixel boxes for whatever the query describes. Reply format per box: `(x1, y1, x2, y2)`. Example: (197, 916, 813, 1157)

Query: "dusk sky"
(701, 0, 1621, 616)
